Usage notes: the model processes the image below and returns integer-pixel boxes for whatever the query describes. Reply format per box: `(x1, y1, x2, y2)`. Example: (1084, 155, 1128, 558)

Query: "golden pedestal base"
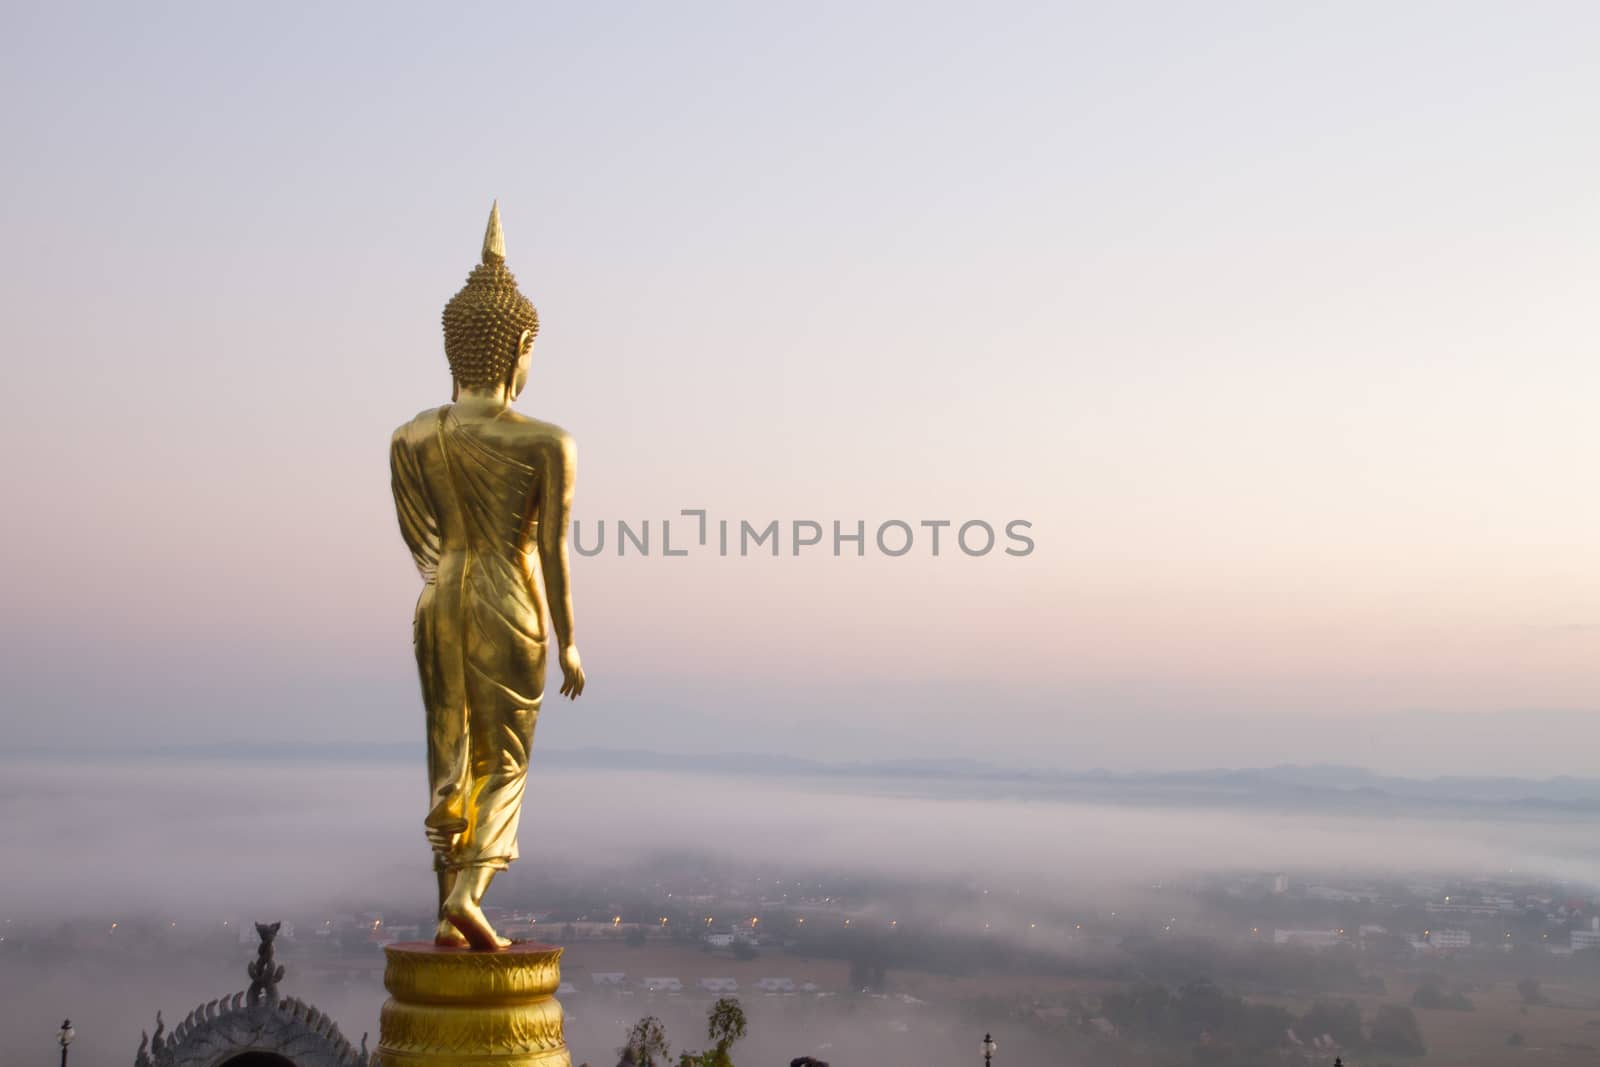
(378, 942, 568, 1067)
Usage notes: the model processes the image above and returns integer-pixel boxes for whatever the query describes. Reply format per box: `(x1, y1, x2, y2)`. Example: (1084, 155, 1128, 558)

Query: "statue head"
(442, 202, 539, 398)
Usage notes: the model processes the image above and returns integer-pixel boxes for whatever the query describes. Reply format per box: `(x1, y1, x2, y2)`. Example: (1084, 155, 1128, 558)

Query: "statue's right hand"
(558, 644, 585, 699)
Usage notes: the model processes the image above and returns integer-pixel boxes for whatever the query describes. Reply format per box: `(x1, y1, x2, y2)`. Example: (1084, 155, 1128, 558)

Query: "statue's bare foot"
(433, 919, 469, 947)
(444, 892, 511, 950)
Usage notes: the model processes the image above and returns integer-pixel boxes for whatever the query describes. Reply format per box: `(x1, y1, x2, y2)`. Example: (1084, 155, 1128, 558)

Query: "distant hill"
(76, 741, 1598, 816)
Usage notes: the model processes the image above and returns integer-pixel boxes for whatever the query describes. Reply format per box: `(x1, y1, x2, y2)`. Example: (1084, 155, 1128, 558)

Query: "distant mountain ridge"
(33, 741, 1599, 815)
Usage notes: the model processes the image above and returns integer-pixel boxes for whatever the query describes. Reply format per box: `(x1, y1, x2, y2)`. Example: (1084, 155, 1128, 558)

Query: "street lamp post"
(57, 1020, 75, 1067)
(981, 1032, 996, 1067)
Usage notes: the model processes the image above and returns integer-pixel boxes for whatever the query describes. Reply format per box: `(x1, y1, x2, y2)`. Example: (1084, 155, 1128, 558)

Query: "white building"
(699, 978, 739, 994)
(1272, 929, 1344, 949)
(642, 977, 683, 993)
(1429, 929, 1471, 950)
(591, 972, 627, 987)
(755, 977, 796, 993)
(1572, 930, 1600, 952)
(1425, 901, 1502, 918)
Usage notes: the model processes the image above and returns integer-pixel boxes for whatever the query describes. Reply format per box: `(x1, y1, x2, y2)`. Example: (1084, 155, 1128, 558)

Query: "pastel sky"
(2, 2, 1598, 774)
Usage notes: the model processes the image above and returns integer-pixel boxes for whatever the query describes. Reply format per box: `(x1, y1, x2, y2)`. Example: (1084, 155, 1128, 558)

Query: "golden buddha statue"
(390, 203, 586, 951)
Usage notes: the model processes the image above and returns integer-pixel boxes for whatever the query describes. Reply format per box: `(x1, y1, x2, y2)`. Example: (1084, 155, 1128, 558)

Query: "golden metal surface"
(384, 943, 563, 1004)
(378, 943, 568, 1067)
(391, 204, 586, 951)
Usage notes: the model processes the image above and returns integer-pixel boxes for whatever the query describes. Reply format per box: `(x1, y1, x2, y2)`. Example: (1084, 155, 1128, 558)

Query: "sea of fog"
(3, 757, 1599, 1066)
(2, 757, 1597, 921)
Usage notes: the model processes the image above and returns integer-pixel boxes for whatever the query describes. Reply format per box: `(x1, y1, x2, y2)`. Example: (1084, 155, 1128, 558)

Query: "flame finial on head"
(482, 200, 506, 264)
(442, 201, 539, 388)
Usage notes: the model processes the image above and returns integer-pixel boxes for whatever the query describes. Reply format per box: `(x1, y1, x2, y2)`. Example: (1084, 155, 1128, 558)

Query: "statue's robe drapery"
(390, 406, 547, 872)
